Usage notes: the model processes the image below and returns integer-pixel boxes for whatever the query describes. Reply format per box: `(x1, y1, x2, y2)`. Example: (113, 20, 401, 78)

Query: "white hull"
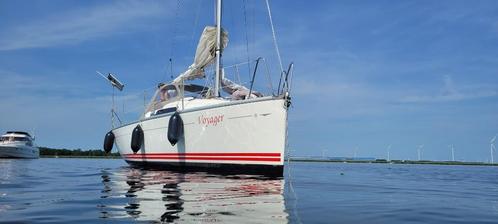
(113, 97, 287, 173)
(0, 145, 39, 159)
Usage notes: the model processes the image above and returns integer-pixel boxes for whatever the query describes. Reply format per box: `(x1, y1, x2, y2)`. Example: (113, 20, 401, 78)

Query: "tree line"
(39, 147, 120, 157)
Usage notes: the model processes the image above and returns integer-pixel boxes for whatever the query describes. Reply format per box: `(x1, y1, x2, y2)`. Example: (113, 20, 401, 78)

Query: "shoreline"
(39, 156, 498, 166)
(290, 158, 498, 166)
(41, 155, 121, 159)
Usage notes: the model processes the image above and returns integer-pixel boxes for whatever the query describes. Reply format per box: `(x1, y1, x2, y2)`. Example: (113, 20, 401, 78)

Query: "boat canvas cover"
(221, 71, 262, 100)
(173, 26, 228, 83)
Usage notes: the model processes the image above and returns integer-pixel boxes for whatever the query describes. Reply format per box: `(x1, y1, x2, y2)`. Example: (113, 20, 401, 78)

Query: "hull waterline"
(0, 146, 39, 159)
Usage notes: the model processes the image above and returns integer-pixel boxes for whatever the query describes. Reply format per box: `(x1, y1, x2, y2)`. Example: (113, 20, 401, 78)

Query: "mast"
(214, 0, 222, 97)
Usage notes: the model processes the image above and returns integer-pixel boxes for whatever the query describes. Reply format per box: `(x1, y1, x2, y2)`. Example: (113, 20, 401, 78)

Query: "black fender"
(103, 131, 114, 153)
(167, 112, 184, 146)
(131, 125, 144, 153)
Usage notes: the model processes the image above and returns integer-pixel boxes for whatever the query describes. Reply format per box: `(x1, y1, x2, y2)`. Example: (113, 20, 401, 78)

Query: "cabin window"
(0, 137, 29, 141)
(154, 107, 177, 115)
(9, 137, 29, 142)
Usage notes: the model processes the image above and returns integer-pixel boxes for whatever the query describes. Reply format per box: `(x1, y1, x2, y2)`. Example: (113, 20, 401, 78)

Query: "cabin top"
(4, 131, 32, 137)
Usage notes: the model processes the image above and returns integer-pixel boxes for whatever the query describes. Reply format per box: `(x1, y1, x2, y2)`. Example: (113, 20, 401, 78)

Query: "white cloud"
(400, 75, 497, 103)
(0, 0, 172, 51)
(293, 78, 368, 98)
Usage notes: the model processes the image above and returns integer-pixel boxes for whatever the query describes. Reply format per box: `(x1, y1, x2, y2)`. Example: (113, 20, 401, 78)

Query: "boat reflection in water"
(99, 167, 288, 223)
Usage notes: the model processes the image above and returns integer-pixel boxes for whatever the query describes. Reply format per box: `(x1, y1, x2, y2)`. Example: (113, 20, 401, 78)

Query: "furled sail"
(173, 26, 228, 83)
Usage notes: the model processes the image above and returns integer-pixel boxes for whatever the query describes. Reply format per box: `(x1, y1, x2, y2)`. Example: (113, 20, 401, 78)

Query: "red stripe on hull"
(124, 152, 280, 157)
(125, 156, 281, 162)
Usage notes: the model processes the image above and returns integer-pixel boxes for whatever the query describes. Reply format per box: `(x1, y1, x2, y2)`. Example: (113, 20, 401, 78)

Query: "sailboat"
(103, 0, 293, 176)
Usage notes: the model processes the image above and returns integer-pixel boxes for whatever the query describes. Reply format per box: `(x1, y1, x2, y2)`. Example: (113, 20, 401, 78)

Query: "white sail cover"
(221, 70, 262, 100)
(173, 26, 228, 83)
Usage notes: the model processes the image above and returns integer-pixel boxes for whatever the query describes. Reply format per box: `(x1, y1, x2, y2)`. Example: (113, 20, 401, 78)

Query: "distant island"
(39, 147, 120, 158)
(291, 157, 498, 166)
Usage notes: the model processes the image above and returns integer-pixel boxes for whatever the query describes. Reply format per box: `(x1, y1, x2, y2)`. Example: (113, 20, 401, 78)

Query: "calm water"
(0, 159, 497, 223)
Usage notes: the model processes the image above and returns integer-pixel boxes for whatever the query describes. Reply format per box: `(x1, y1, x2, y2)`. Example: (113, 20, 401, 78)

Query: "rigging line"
(226, 0, 240, 82)
(243, 0, 252, 84)
(262, 58, 274, 95)
(190, 0, 202, 43)
(169, 58, 173, 80)
(251, 0, 255, 72)
(168, 0, 181, 81)
(235, 65, 242, 84)
(223, 57, 259, 68)
(264, 0, 284, 74)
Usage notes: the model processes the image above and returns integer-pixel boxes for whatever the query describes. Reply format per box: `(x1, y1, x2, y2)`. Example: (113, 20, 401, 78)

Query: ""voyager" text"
(198, 114, 224, 126)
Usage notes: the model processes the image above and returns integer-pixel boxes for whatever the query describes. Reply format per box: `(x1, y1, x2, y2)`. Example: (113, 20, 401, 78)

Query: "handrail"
(278, 62, 294, 95)
(284, 62, 294, 94)
(277, 70, 284, 95)
(247, 57, 263, 99)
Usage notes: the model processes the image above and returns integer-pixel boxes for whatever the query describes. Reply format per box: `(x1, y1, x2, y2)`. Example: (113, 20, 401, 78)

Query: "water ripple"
(1, 159, 498, 223)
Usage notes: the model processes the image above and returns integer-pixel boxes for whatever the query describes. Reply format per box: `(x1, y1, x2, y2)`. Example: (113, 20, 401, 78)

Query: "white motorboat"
(103, 0, 293, 176)
(0, 131, 39, 159)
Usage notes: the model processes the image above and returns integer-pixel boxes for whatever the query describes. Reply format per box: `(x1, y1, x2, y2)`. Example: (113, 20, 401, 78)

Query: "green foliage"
(39, 147, 120, 157)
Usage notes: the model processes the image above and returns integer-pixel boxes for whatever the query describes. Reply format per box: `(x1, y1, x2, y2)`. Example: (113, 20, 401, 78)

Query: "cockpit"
(141, 78, 266, 119)
(143, 83, 211, 118)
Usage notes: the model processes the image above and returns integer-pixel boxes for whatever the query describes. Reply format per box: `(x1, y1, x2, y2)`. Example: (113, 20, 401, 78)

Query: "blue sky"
(1, 0, 498, 162)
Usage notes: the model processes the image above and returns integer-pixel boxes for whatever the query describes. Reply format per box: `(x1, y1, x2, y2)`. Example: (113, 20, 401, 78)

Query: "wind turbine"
(490, 136, 496, 164)
(387, 144, 392, 161)
(321, 149, 328, 159)
(448, 144, 455, 161)
(417, 144, 424, 161)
